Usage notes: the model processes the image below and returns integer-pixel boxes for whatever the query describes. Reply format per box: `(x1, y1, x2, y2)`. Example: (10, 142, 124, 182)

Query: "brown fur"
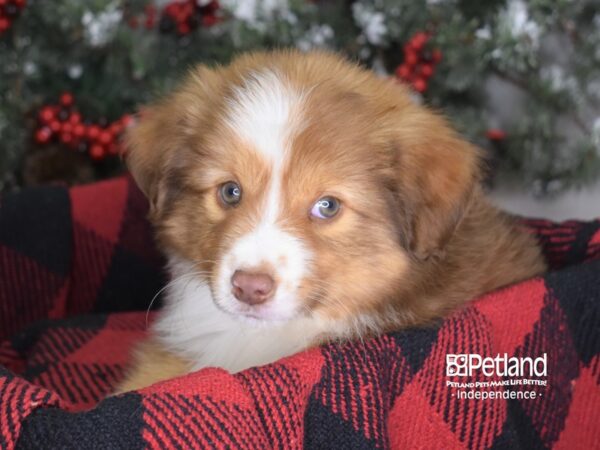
(117, 50, 546, 392)
(114, 339, 191, 394)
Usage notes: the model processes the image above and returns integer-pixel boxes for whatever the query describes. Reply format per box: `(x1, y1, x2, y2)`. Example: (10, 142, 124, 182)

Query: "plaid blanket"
(0, 176, 598, 449)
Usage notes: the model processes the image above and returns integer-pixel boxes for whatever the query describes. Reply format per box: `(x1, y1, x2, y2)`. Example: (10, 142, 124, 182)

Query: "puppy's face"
(126, 51, 480, 327)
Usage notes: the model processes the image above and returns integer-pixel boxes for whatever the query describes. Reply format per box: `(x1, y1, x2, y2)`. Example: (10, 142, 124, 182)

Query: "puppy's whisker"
(145, 271, 208, 329)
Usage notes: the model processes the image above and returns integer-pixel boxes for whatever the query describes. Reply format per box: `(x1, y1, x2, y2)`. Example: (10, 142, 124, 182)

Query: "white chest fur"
(152, 259, 332, 373)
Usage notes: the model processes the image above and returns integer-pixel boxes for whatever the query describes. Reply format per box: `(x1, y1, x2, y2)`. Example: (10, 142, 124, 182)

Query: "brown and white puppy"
(116, 50, 546, 392)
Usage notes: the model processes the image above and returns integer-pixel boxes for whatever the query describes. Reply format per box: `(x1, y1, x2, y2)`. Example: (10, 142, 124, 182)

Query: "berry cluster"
(159, 0, 219, 35)
(0, 0, 25, 34)
(34, 93, 133, 162)
(127, 4, 158, 30)
(395, 32, 442, 93)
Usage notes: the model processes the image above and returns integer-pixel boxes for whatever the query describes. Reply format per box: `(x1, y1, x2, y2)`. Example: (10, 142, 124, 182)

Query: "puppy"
(116, 50, 546, 392)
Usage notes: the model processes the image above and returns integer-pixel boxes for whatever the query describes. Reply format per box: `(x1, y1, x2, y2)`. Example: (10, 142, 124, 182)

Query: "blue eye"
(310, 196, 341, 220)
(219, 181, 242, 206)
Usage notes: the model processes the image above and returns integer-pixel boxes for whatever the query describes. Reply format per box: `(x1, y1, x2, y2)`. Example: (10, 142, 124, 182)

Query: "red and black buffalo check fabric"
(0, 177, 599, 449)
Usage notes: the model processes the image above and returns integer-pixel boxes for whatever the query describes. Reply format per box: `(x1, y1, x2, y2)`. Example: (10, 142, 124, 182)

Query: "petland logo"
(446, 353, 547, 377)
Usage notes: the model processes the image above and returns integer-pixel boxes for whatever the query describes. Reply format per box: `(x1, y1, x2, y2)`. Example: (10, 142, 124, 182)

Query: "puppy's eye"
(310, 196, 341, 220)
(219, 181, 242, 206)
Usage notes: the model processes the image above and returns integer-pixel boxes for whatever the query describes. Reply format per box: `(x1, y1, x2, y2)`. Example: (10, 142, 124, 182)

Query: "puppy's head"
(126, 51, 480, 328)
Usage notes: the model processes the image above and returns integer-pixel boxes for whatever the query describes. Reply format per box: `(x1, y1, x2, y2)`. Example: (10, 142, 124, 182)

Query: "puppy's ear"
(124, 65, 220, 210)
(390, 106, 482, 259)
(124, 104, 179, 209)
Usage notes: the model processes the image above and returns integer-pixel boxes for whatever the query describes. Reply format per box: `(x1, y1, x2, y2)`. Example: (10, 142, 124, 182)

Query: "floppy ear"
(124, 103, 180, 210)
(390, 106, 482, 260)
(124, 65, 221, 211)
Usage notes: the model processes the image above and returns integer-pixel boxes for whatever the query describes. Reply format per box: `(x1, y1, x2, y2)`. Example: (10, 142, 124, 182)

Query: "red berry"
(35, 127, 52, 144)
(73, 124, 86, 138)
(395, 64, 411, 80)
(49, 120, 61, 133)
(404, 50, 418, 67)
(109, 122, 123, 135)
(413, 78, 427, 93)
(39, 106, 55, 124)
(98, 130, 113, 146)
(0, 18, 10, 32)
(0, 0, 8, 6)
(177, 22, 191, 34)
(486, 129, 507, 141)
(60, 132, 73, 144)
(60, 92, 74, 107)
(69, 112, 82, 124)
(90, 144, 106, 161)
(61, 122, 73, 134)
(120, 114, 134, 127)
(432, 49, 442, 63)
(166, 3, 179, 16)
(420, 64, 434, 78)
(87, 125, 101, 140)
(410, 32, 429, 51)
(181, 2, 194, 16)
(14, 0, 26, 7)
(202, 15, 218, 27)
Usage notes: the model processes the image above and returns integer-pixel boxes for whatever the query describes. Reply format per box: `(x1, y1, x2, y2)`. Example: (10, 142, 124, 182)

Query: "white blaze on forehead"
(224, 69, 304, 228)
(217, 70, 312, 321)
(225, 69, 303, 163)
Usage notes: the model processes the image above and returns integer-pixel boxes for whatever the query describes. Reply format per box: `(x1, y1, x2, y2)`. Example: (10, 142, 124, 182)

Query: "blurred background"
(0, 0, 599, 219)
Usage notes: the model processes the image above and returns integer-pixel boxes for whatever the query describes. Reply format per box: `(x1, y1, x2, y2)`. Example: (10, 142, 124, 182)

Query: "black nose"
(231, 270, 276, 305)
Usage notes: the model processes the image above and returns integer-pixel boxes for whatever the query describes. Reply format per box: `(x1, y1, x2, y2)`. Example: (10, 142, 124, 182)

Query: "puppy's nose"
(231, 270, 275, 305)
